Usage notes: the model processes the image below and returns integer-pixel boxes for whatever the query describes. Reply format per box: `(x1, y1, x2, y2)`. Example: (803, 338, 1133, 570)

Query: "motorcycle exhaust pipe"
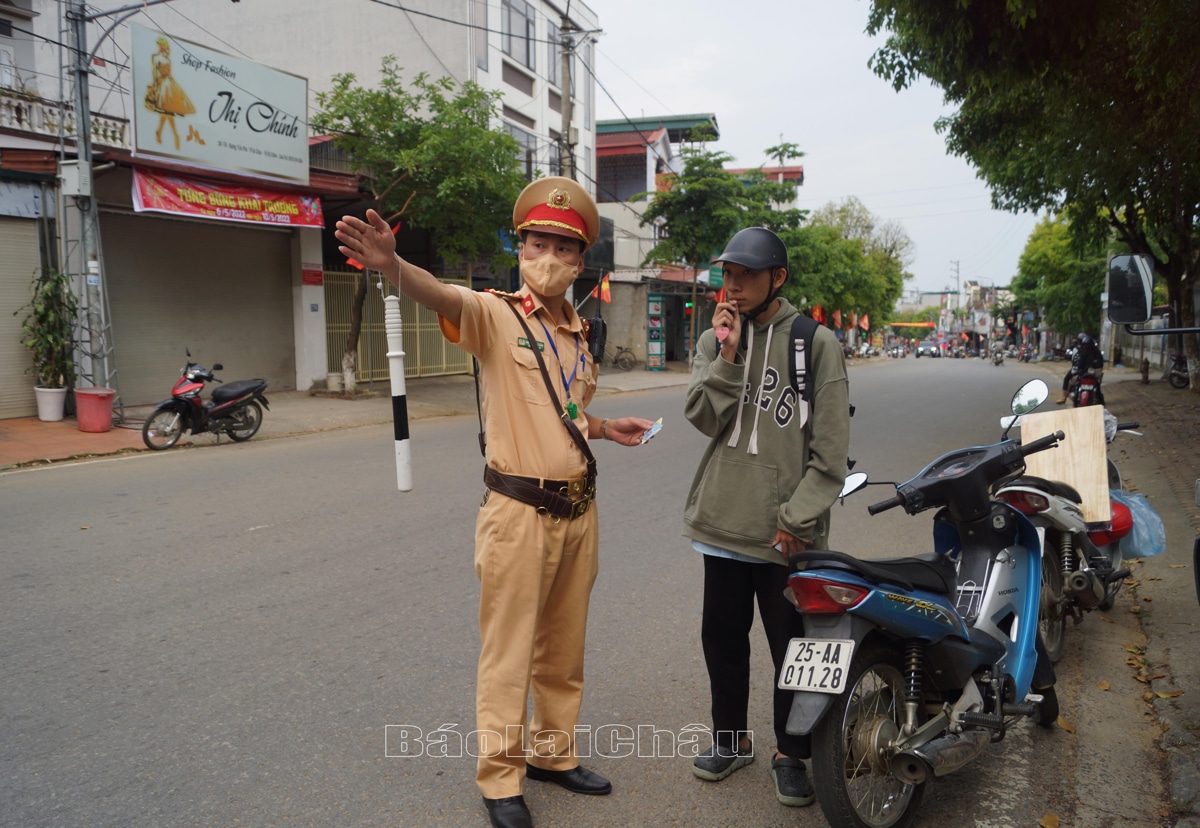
(890, 730, 991, 783)
(1066, 570, 1106, 608)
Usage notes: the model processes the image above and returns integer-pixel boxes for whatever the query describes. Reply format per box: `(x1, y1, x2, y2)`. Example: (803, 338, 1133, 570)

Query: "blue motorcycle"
(782, 380, 1061, 828)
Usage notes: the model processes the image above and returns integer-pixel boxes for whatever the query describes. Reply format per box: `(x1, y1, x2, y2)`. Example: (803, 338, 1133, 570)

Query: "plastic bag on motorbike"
(1109, 488, 1167, 559)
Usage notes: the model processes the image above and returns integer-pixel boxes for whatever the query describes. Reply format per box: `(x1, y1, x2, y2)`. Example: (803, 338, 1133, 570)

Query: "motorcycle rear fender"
(784, 614, 876, 736)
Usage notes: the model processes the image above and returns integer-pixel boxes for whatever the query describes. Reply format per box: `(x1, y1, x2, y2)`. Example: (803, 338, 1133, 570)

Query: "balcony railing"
(0, 88, 130, 150)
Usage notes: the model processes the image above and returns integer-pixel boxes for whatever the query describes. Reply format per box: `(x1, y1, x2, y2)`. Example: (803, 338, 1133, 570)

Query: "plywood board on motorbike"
(1020, 406, 1112, 525)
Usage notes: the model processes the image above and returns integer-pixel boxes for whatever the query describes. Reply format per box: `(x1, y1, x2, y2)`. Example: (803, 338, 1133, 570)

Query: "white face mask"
(520, 253, 578, 297)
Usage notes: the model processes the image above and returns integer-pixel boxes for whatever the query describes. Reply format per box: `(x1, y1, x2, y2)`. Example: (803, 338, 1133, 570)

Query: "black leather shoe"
(525, 763, 612, 795)
(483, 795, 532, 828)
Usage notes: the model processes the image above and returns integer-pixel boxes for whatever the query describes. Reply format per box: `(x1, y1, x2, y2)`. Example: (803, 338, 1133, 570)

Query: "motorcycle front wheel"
(1169, 370, 1189, 389)
(1039, 545, 1066, 663)
(142, 410, 184, 450)
(226, 400, 263, 442)
(812, 643, 924, 828)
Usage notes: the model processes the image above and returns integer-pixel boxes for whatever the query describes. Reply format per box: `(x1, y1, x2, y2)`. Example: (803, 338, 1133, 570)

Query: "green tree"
(638, 140, 805, 359)
(1014, 214, 1106, 337)
(867, 0, 1200, 388)
(313, 58, 524, 388)
(794, 197, 913, 336)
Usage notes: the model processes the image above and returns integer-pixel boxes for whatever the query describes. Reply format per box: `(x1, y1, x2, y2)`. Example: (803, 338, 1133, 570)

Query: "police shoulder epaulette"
(485, 288, 523, 301)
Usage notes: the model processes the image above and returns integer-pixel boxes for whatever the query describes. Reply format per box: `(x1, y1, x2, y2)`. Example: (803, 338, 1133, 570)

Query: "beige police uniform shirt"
(438, 285, 599, 482)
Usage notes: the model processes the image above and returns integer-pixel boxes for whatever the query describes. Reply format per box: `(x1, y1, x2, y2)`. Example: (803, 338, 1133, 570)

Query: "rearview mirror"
(1011, 379, 1048, 416)
(839, 472, 868, 499)
(1107, 254, 1154, 325)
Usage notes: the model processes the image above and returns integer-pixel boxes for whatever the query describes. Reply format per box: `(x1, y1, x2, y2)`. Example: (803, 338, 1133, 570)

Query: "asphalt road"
(1, 358, 1166, 827)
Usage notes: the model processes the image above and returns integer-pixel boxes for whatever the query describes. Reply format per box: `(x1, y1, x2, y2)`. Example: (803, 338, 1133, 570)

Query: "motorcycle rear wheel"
(812, 643, 924, 828)
(226, 401, 263, 442)
(1039, 546, 1066, 663)
(142, 410, 184, 450)
(1168, 370, 1189, 389)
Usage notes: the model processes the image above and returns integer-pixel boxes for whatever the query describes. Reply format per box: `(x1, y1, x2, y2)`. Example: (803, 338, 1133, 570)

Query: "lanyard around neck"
(537, 317, 584, 417)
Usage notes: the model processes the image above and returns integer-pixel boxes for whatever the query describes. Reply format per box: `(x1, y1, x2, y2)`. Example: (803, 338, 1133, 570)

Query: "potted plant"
(15, 267, 78, 421)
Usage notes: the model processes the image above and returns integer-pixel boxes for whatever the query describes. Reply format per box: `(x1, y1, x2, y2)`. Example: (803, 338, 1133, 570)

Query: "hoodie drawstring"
(726, 324, 753, 449)
(725, 322, 775, 456)
(747, 323, 774, 455)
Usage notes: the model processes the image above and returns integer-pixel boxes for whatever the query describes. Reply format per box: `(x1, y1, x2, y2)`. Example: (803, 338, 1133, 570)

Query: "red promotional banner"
(132, 167, 324, 228)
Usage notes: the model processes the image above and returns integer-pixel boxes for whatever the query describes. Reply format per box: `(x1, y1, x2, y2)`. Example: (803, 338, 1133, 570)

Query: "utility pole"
(65, 0, 107, 392)
(559, 15, 575, 180)
(62, 0, 179, 408)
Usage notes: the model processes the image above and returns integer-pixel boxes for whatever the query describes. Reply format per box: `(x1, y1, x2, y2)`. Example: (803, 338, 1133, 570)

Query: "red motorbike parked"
(141, 351, 269, 450)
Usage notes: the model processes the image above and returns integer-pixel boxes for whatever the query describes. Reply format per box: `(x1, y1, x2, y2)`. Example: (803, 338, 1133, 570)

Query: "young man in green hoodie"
(683, 227, 850, 807)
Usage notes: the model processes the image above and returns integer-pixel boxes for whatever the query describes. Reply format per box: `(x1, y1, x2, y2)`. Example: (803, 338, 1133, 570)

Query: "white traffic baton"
(383, 292, 413, 491)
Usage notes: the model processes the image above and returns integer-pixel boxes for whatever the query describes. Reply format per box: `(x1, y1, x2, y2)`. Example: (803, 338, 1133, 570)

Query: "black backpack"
(787, 314, 820, 403)
(788, 313, 856, 467)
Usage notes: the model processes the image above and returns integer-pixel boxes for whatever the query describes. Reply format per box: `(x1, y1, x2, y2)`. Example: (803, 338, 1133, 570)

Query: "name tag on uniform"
(517, 337, 545, 351)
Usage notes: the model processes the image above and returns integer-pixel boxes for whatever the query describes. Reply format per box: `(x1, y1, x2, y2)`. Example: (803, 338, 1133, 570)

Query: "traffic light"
(685, 301, 693, 318)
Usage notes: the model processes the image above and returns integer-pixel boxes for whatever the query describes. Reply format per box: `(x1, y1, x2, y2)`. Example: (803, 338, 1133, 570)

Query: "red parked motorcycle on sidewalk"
(141, 351, 269, 450)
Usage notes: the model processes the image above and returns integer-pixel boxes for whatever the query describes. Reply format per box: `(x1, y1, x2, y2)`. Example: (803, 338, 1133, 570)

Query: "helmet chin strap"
(740, 272, 784, 329)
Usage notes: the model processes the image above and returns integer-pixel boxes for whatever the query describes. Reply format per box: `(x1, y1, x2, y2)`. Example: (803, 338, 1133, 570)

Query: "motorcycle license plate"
(777, 638, 855, 694)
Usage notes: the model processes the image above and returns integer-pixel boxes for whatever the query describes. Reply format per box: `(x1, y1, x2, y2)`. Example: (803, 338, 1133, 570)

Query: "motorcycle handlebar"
(867, 493, 905, 516)
(1021, 430, 1065, 457)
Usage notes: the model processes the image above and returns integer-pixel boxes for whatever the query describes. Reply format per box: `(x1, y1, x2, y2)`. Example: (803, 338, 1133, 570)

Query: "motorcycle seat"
(211, 379, 267, 403)
(1007, 476, 1082, 504)
(791, 549, 958, 595)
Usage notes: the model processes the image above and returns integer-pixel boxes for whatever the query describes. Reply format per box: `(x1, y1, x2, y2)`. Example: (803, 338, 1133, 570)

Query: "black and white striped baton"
(383, 291, 413, 491)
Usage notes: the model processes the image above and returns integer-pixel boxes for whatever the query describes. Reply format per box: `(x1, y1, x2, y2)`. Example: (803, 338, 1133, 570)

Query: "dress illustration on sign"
(144, 37, 201, 150)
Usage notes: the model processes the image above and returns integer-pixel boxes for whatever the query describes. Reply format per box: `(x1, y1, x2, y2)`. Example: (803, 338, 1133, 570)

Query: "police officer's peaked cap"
(513, 176, 600, 250)
(712, 227, 788, 272)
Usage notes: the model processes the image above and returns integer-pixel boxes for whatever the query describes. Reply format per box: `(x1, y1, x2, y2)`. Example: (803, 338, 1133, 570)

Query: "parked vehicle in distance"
(915, 340, 940, 358)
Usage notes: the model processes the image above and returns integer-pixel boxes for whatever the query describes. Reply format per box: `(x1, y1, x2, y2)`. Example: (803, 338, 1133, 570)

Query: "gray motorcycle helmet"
(712, 227, 789, 272)
(712, 227, 789, 323)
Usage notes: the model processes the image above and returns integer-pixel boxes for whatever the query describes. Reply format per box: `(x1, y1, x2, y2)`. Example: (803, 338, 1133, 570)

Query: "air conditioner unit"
(570, 127, 579, 145)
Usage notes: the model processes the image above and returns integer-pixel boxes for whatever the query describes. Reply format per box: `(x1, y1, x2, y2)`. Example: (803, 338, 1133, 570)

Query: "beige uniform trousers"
(473, 489, 599, 799)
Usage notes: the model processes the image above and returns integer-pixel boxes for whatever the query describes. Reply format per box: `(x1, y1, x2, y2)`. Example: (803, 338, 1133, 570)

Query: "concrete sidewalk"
(0, 361, 695, 470)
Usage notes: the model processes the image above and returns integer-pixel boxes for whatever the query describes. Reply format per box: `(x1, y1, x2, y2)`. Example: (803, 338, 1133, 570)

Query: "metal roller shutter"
(100, 212, 295, 407)
(0, 217, 41, 419)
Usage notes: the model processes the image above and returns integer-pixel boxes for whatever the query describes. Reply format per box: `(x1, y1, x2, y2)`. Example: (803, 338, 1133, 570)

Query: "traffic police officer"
(336, 177, 654, 828)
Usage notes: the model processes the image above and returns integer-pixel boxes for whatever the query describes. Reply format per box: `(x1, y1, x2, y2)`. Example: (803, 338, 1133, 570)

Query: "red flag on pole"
(860, 313, 870, 331)
(812, 304, 824, 324)
(832, 310, 842, 329)
(600, 274, 611, 303)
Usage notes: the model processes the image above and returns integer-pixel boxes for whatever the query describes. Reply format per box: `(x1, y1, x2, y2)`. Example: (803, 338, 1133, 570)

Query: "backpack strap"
(789, 313, 820, 403)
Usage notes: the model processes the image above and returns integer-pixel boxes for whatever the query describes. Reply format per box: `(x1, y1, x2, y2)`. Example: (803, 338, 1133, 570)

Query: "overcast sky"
(589, 0, 1042, 298)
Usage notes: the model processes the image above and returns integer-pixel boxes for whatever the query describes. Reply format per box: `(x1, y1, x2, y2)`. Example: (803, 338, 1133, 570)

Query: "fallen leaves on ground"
(1100, 615, 1114, 623)
(1156, 690, 1184, 699)
(1056, 716, 1076, 733)
(1039, 815, 1060, 828)
(1098, 680, 1110, 691)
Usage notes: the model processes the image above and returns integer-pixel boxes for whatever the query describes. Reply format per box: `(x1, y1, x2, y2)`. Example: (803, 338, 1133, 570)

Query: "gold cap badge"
(547, 189, 572, 211)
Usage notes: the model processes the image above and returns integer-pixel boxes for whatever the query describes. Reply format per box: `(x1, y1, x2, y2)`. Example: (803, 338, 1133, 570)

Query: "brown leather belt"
(483, 466, 595, 520)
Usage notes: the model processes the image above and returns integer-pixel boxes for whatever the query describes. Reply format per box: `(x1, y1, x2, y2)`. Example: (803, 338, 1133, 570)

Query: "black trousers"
(700, 554, 809, 759)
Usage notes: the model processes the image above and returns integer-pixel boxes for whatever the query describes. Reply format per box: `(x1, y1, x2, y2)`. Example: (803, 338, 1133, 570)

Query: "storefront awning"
(132, 167, 324, 228)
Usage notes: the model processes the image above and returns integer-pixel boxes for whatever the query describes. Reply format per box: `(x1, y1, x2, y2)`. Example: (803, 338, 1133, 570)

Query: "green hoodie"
(683, 297, 850, 563)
